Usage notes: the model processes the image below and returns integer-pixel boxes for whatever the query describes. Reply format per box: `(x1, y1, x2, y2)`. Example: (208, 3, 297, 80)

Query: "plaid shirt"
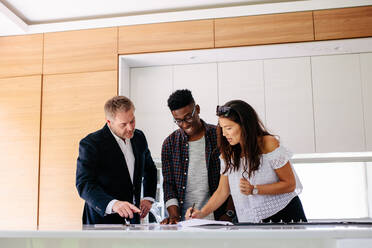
(161, 120, 221, 218)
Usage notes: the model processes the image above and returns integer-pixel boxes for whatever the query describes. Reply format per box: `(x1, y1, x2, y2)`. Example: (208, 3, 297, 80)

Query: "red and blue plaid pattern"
(161, 120, 221, 212)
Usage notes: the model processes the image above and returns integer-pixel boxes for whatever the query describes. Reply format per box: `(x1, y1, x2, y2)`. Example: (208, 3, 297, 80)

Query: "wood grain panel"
(43, 28, 118, 75)
(0, 34, 43, 78)
(0, 75, 41, 230)
(215, 11, 314, 48)
(118, 20, 214, 54)
(39, 71, 117, 230)
(314, 6, 372, 40)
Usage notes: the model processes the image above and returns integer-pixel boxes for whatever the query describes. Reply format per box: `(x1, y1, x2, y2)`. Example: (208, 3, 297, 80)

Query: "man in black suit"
(76, 96, 157, 224)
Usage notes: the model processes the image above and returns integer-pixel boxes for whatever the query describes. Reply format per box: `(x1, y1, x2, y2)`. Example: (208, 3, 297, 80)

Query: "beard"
(112, 128, 134, 140)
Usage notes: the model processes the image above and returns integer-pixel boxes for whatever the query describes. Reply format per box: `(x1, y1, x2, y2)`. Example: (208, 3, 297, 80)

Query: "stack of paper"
(178, 219, 233, 227)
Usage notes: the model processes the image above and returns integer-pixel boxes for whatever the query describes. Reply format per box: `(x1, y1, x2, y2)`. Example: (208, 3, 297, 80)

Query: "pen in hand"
(189, 203, 196, 218)
(124, 218, 130, 226)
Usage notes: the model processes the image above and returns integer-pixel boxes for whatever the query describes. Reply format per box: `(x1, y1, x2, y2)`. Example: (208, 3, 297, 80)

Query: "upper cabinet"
(130, 66, 175, 159)
(214, 11, 314, 48)
(43, 27, 118, 75)
(218, 60, 266, 124)
(118, 20, 214, 54)
(0, 34, 43, 78)
(173, 63, 219, 125)
(311, 54, 365, 153)
(264, 57, 315, 154)
(314, 6, 372, 41)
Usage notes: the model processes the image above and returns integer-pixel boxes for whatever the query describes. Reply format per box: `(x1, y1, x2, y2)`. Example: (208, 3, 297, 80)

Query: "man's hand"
(140, 199, 153, 218)
(112, 201, 141, 219)
(160, 216, 180, 224)
(160, 205, 180, 224)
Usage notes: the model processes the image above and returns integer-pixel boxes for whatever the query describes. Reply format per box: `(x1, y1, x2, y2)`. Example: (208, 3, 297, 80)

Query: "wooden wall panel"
(314, 6, 372, 40)
(43, 28, 118, 75)
(0, 34, 43, 78)
(0, 75, 41, 230)
(39, 71, 117, 230)
(118, 20, 214, 54)
(215, 11, 314, 48)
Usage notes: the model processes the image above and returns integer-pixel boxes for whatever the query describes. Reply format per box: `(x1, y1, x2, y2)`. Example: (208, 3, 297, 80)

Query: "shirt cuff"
(105, 199, 118, 215)
(165, 198, 179, 209)
(142, 197, 155, 203)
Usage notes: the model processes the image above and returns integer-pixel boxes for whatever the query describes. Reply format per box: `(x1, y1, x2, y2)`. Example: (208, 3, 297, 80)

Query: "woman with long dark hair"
(186, 100, 306, 223)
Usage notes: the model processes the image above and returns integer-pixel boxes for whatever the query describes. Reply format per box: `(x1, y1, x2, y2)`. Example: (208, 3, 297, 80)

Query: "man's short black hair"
(167, 89, 195, 111)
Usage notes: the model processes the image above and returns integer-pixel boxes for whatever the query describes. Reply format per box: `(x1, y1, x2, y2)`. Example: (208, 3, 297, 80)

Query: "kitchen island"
(1, 223, 372, 248)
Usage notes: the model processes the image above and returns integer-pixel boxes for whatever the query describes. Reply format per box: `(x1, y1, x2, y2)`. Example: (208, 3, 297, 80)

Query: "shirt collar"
(108, 126, 131, 144)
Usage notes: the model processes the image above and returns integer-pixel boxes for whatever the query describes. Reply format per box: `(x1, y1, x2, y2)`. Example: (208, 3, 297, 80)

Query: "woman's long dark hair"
(217, 100, 272, 179)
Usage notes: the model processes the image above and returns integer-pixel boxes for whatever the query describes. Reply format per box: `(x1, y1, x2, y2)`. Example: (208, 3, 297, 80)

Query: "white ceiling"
(0, 0, 372, 37)
(3, 0, 299, 23)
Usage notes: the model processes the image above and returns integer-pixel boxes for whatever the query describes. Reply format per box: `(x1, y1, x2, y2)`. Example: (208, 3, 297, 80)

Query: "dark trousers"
(262, 196, 307, 223)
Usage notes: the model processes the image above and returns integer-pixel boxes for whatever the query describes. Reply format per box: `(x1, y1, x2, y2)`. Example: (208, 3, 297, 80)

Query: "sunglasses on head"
(216, 105, 232, 117)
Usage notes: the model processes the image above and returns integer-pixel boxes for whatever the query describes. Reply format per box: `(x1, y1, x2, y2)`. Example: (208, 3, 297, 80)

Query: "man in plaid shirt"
(160, 89, 229, 224)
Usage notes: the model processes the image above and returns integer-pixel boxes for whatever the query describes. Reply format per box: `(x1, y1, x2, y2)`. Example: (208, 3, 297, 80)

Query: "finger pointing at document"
(112, 201, 141, 219)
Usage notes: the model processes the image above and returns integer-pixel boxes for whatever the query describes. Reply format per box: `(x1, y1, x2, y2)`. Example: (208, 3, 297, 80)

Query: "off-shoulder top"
(220, 145, 302, 223)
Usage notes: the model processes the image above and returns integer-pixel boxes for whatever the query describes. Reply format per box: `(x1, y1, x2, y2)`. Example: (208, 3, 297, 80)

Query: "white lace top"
(220, 145, 302, 223)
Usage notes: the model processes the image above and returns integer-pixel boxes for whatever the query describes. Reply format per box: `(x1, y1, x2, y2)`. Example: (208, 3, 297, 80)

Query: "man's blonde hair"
(104, 96, 135, 120)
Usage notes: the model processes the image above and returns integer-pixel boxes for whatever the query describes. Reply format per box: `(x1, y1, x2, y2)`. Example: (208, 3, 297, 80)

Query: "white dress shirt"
(105, 128, 154, 214)
(111, 130, 135, 183)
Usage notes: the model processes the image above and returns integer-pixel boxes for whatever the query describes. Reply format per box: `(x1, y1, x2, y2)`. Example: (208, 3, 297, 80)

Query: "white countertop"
(1, 224, 372, 239)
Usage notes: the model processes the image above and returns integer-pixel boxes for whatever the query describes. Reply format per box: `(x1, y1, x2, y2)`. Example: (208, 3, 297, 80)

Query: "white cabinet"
(127, 49, 371, 155)
(173, 63, 219, 125)
(130, 66, 175, 159)
(311, 54, 365, 152)
(264, 57, 315, 153)
(218, 60, 266, 124)
(361, 53, 372, 151)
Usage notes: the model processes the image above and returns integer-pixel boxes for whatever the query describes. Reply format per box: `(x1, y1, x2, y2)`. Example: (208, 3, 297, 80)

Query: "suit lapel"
(131, 133, 141, 188)
(102, 124, 133, 188)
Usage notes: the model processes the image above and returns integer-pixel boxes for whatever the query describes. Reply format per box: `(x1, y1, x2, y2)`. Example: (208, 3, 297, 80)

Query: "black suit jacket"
(76, 124, 157, 224)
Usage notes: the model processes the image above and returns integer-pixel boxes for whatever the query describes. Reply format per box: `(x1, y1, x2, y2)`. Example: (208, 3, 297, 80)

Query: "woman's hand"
(185, 207, 205, 220)
(240, 178, 254, 195)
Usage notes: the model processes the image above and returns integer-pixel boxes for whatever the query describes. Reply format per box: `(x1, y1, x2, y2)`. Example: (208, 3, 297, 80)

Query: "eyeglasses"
(216, 105, 231, 117)
(174, 105, 196, 125)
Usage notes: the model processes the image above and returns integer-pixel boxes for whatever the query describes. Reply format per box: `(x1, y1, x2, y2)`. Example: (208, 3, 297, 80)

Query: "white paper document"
(178, 218, 233, 227)
(92, 224, 125, 229)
